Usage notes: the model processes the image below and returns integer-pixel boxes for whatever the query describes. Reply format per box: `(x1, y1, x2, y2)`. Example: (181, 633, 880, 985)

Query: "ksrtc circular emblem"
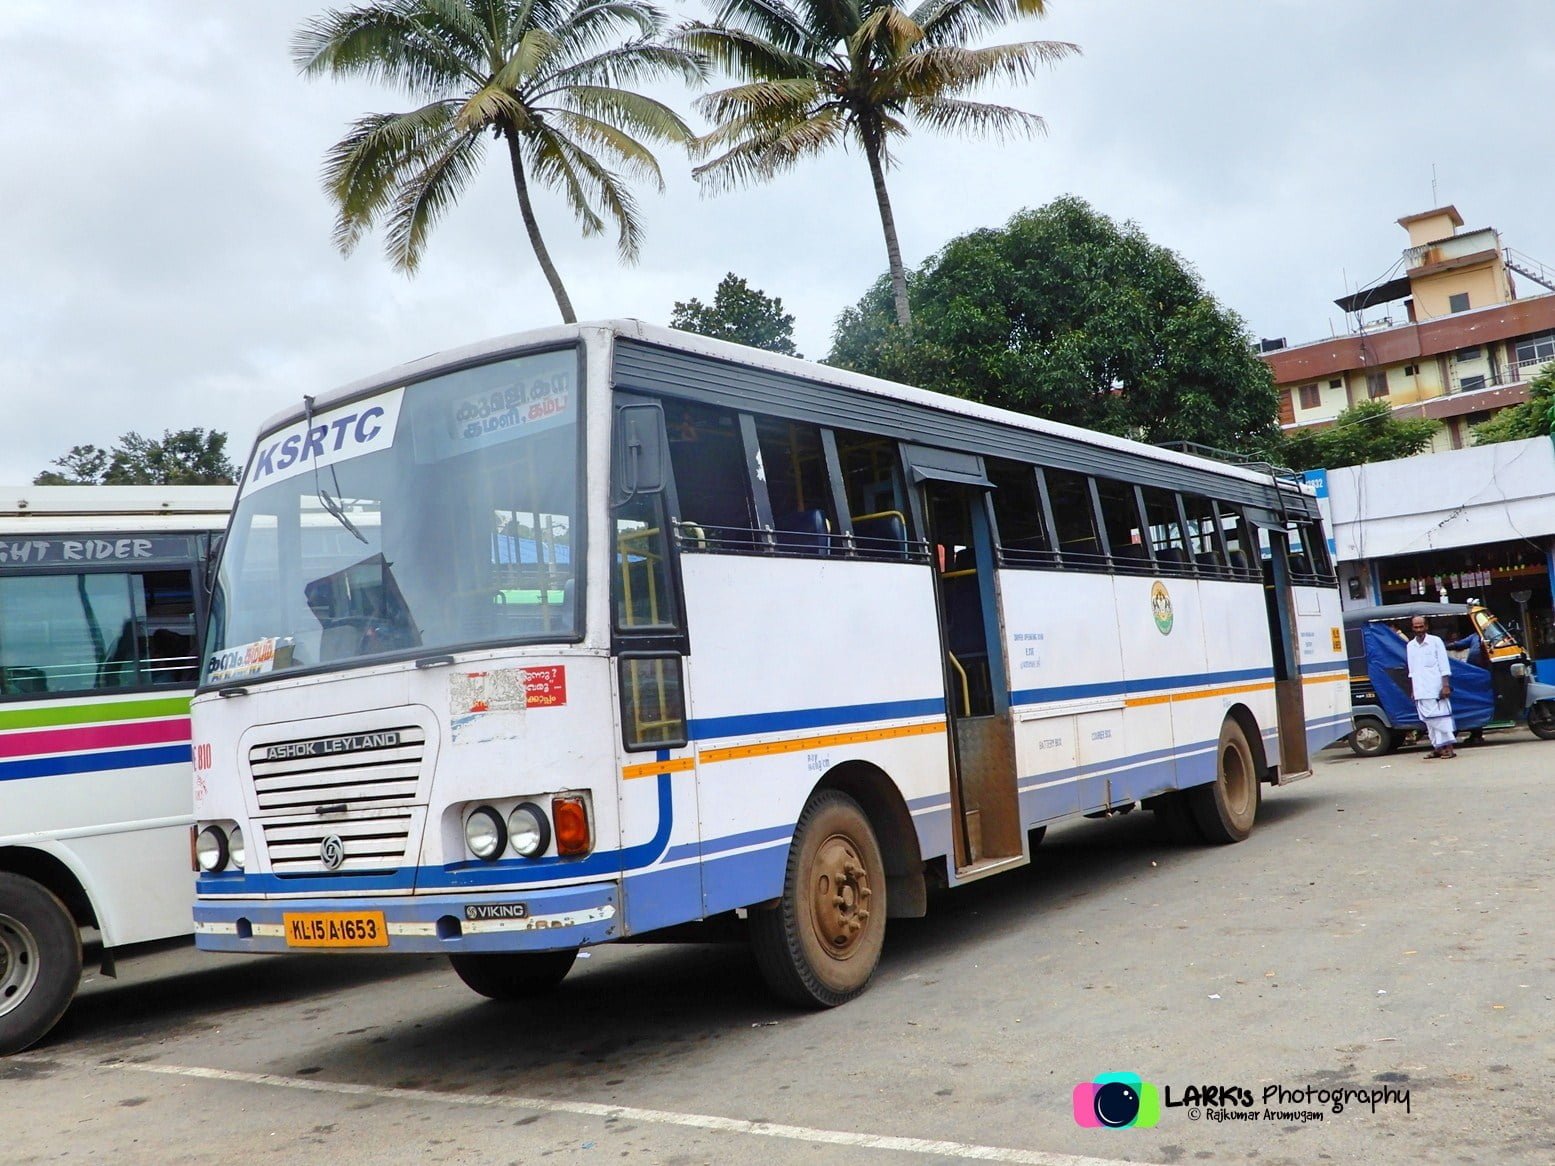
(1151, 581, 1173, 635)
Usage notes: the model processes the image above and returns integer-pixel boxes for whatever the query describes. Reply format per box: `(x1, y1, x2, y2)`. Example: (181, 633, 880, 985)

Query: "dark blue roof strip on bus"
(611, 339, 1319, 525)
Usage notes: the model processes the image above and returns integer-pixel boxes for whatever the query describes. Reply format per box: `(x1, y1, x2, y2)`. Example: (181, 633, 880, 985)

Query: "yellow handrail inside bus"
(946, 651, 972, 719)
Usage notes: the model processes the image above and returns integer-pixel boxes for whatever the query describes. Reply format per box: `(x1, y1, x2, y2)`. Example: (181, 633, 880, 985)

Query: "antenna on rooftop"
(1431, 162, 1438, 205)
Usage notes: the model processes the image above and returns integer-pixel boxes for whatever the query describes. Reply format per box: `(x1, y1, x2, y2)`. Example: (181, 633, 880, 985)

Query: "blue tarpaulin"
(1363, 622, 1496, 730)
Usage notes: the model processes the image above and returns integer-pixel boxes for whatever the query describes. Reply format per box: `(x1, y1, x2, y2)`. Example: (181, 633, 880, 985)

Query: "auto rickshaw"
(1343, 601, 1555, 756)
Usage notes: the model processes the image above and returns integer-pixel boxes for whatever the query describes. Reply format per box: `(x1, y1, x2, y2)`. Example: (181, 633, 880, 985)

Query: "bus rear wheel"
(1187, 720, 1261, 844)
(448, 949, 577, 1001)
(0, 872, 82, 1055)
(749, 790, 886, 1008)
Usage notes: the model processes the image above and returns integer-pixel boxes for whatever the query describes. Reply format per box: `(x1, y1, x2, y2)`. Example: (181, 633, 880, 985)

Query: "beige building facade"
(1262, 206, 1555, 453)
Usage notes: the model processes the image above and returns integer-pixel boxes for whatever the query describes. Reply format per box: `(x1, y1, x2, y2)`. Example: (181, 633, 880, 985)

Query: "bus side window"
(137, 570, 199, 684)
(1141, 486, 1190, 572)
(1095, 477, 1150, 573)
(755, 416, 837, 555)
(613, 491, 679, 631)
(1214, 502, 1256, 577)
(1181, 493, 1226, 575)
(1043, 468, 1104, 570)
(835, 430, 912, 559)
(987, 459, 1054, 567)
(0, 573, 137, 695)
(665, 399, 759, 551)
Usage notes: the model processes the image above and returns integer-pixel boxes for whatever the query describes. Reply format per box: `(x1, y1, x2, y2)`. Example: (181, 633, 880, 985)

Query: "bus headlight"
(196, 826, 229, 873)
(507, 802, 551, 858)
(465, 806, 506, 861)
(229, 826, 246, 870)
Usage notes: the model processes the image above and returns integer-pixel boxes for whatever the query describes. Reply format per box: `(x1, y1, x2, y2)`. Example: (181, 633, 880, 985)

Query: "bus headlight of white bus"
(464, 806, 506, 861)
(193, 822, 247, 873)
(507, 802, 551, 858)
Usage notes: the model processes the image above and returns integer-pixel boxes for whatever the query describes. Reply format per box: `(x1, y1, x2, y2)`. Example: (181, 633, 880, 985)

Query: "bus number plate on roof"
(282, 910, 389, 948)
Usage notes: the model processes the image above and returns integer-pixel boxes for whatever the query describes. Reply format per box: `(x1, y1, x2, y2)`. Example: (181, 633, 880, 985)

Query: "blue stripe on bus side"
(688, 697, 946, 741)
(0, 742, 191, 783)
(1008, 665, 1274, 707)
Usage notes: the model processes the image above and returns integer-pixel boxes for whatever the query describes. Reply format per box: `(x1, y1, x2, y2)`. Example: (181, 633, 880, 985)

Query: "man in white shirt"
(1407, 615, 1455, 759)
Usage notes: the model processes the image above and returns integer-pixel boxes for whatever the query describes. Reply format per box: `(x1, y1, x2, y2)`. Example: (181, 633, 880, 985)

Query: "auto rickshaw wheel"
(1528, 701, 1555, 740)
(1348, 717, 1395, 757)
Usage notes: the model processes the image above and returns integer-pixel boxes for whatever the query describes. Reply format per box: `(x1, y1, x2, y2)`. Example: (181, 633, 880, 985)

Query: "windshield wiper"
(305, 394, 368, 545)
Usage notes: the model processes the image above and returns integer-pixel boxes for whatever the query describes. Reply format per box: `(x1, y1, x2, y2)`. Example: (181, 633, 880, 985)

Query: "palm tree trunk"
(503, 128, 577, 324)
(863, 132, 911, 331)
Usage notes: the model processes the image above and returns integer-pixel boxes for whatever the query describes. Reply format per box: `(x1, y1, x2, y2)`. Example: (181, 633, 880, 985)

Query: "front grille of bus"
(248, 727, 426, 813)
(262, 811, 414, 876)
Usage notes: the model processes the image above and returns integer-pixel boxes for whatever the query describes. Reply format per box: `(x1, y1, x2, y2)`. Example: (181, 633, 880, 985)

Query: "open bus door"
(1260, 526, 1311, 780)
(908, 446, 1024, 877)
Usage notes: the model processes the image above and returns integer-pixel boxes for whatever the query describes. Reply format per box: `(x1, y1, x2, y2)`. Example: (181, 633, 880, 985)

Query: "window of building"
(1449, 292, 1471, 313)
(1365, 370, 1389, 398)
(1459, 374, 1487, 392)
(1297, 382, 1320, 409)
(1456, 346, 1481, 363)
(1403, 364, 1419, 376)
(1514, 333, 1555, 367)
(1329, 378, 1342, 390)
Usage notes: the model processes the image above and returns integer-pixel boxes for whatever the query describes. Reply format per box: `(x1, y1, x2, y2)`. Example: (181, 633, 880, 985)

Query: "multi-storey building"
(1262, 206, 1555, 452)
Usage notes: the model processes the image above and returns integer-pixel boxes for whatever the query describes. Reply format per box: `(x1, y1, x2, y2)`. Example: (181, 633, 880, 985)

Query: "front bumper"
(193, 880, 619, 955)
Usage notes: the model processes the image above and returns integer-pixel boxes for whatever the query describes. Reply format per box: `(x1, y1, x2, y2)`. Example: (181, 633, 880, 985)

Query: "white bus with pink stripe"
(1, 486, 232, 1053)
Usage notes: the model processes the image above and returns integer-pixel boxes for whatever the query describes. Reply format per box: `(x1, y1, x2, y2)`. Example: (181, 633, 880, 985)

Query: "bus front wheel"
(448, 949, 577, 1001)
(0, 872, 83, 1055)
(1188, 720, 1261, 844)
(749, 790, 886, 1008)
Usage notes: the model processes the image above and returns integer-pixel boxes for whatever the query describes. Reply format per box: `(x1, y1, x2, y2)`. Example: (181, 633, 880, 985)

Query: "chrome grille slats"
(248, 726, 425, 812)
(261, 811, 414, 874)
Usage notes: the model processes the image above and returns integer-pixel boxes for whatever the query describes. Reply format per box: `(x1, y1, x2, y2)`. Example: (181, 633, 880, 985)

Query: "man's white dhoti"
(1415, 696, 1455, 749)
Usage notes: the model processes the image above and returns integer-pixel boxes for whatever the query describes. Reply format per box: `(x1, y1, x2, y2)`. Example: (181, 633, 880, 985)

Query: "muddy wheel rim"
(0, 912, 41, 1019)
(1221, 739, 1251, 818)
(1353, 724, 1383, 752)
(808, 832, 874, 961)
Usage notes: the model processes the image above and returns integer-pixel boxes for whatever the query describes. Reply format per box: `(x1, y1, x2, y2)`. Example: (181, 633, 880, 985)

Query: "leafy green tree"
(1273, 401, 1439, 471)
(679, 0, 1076, 331)
(294, 0, 704, 322)
(829, 197, 1280, 451)
(670, 273, 800, 355)
(35, 429, 238, 486)
(1469, 364, 1555, 445)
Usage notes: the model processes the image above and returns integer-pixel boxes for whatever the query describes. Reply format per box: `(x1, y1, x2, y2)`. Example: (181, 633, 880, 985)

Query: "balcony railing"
(1448, 354, 1553, 394)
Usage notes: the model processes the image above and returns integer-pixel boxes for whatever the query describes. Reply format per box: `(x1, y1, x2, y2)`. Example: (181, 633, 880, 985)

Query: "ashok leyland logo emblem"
(1151, 581, 1174, 635)
(320, 835, 346, 870)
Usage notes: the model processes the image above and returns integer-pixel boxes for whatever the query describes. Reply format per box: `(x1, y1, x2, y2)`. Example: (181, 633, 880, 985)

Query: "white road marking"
(65, 1057, 1168, 1166)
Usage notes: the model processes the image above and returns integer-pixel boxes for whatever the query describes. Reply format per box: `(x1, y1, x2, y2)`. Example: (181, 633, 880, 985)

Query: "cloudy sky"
(2, 1, 1551, 484)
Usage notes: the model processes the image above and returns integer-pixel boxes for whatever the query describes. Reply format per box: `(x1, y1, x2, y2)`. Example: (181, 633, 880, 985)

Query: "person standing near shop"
(1408, 615, 1456, 759)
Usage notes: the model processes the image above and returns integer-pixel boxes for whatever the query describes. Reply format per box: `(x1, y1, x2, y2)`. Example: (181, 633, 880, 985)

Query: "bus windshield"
(204, 347, 581, 684)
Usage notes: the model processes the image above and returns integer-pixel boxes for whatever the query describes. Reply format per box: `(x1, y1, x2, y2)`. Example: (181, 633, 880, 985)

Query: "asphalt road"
(6, 732, 1553, 1165)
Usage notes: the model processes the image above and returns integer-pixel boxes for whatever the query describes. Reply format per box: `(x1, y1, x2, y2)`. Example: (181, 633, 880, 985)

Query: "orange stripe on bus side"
(1124, 680, 1273, 708)
(621, 757, 698, 780)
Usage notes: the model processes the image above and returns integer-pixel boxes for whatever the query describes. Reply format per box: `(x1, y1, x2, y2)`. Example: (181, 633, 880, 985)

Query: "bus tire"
(1188, 720, 1261, 844)
(447, 949, 577, 1001)
(0, 872, 83, 1056)
(1348, 717, 1394, 757)
(1528, 701, 1555, 740)
(749, 790, 886, 1009)
(1153, 792, 1205, 844)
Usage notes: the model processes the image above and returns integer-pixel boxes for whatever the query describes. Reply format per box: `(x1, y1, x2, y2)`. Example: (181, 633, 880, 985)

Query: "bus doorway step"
(951, 854, 1027, 886)
(1274, 768, 1313, 785)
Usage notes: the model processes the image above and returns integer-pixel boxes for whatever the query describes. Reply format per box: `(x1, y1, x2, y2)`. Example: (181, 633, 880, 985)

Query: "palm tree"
(294, 0, 705, 323)
(679, 0, 1076, 331)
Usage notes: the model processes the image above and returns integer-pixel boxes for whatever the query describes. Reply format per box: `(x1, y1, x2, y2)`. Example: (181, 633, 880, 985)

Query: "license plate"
(283, 910, 389, 948)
